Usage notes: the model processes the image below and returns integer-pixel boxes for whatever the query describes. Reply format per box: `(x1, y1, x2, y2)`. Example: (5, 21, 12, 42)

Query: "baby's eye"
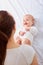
(26, 19, 29, 21)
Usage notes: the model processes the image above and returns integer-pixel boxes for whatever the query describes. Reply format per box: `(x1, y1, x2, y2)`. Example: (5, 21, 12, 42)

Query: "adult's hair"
(0, 10, 15, 65)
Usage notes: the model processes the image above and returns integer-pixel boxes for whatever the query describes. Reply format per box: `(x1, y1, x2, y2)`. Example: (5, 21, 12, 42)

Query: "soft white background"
(0, 0, 43, 32)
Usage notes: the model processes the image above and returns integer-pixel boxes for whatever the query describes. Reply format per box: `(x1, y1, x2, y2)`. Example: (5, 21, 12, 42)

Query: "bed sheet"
(32, 20, 43, 65)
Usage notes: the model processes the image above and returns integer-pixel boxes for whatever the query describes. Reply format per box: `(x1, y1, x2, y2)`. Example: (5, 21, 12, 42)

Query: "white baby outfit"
(19, 26, 38, 45)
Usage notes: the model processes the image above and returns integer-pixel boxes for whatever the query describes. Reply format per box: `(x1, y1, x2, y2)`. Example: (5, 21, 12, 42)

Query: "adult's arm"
(31, 55, 38, 65)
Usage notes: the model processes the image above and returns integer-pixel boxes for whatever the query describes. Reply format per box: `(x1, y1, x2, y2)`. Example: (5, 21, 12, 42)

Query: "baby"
(16, 14, 38, 45)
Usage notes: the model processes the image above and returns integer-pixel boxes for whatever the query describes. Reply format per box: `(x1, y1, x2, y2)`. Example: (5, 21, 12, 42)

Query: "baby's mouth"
(24, 22, 28, 25)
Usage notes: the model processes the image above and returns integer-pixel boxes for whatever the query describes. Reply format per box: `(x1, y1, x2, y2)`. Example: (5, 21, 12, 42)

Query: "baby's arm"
(30, 26, 38, 36)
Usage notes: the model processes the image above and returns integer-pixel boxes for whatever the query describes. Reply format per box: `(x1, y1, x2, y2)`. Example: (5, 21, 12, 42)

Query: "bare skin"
(31, 55, 38, 65)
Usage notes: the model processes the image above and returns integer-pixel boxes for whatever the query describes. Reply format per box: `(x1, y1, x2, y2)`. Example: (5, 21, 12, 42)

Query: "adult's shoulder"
(19, 44, 35, 65)
(19, 44, 35, 54)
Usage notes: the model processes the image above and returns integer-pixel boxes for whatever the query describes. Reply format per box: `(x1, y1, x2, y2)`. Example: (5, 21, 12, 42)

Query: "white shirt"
(4, 45, 35, 65)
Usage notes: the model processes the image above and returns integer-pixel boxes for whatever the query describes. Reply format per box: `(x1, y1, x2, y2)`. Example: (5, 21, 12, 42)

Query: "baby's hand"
(19, 31, 25, 36)
(15, 36, 22, 45)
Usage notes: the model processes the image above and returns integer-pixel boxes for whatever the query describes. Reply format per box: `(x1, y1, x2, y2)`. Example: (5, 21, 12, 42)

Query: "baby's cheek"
(28, 20, 33, 26)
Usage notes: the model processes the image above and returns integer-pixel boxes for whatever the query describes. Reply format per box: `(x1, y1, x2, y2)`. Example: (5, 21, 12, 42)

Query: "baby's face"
(23, 15, 34, 27)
